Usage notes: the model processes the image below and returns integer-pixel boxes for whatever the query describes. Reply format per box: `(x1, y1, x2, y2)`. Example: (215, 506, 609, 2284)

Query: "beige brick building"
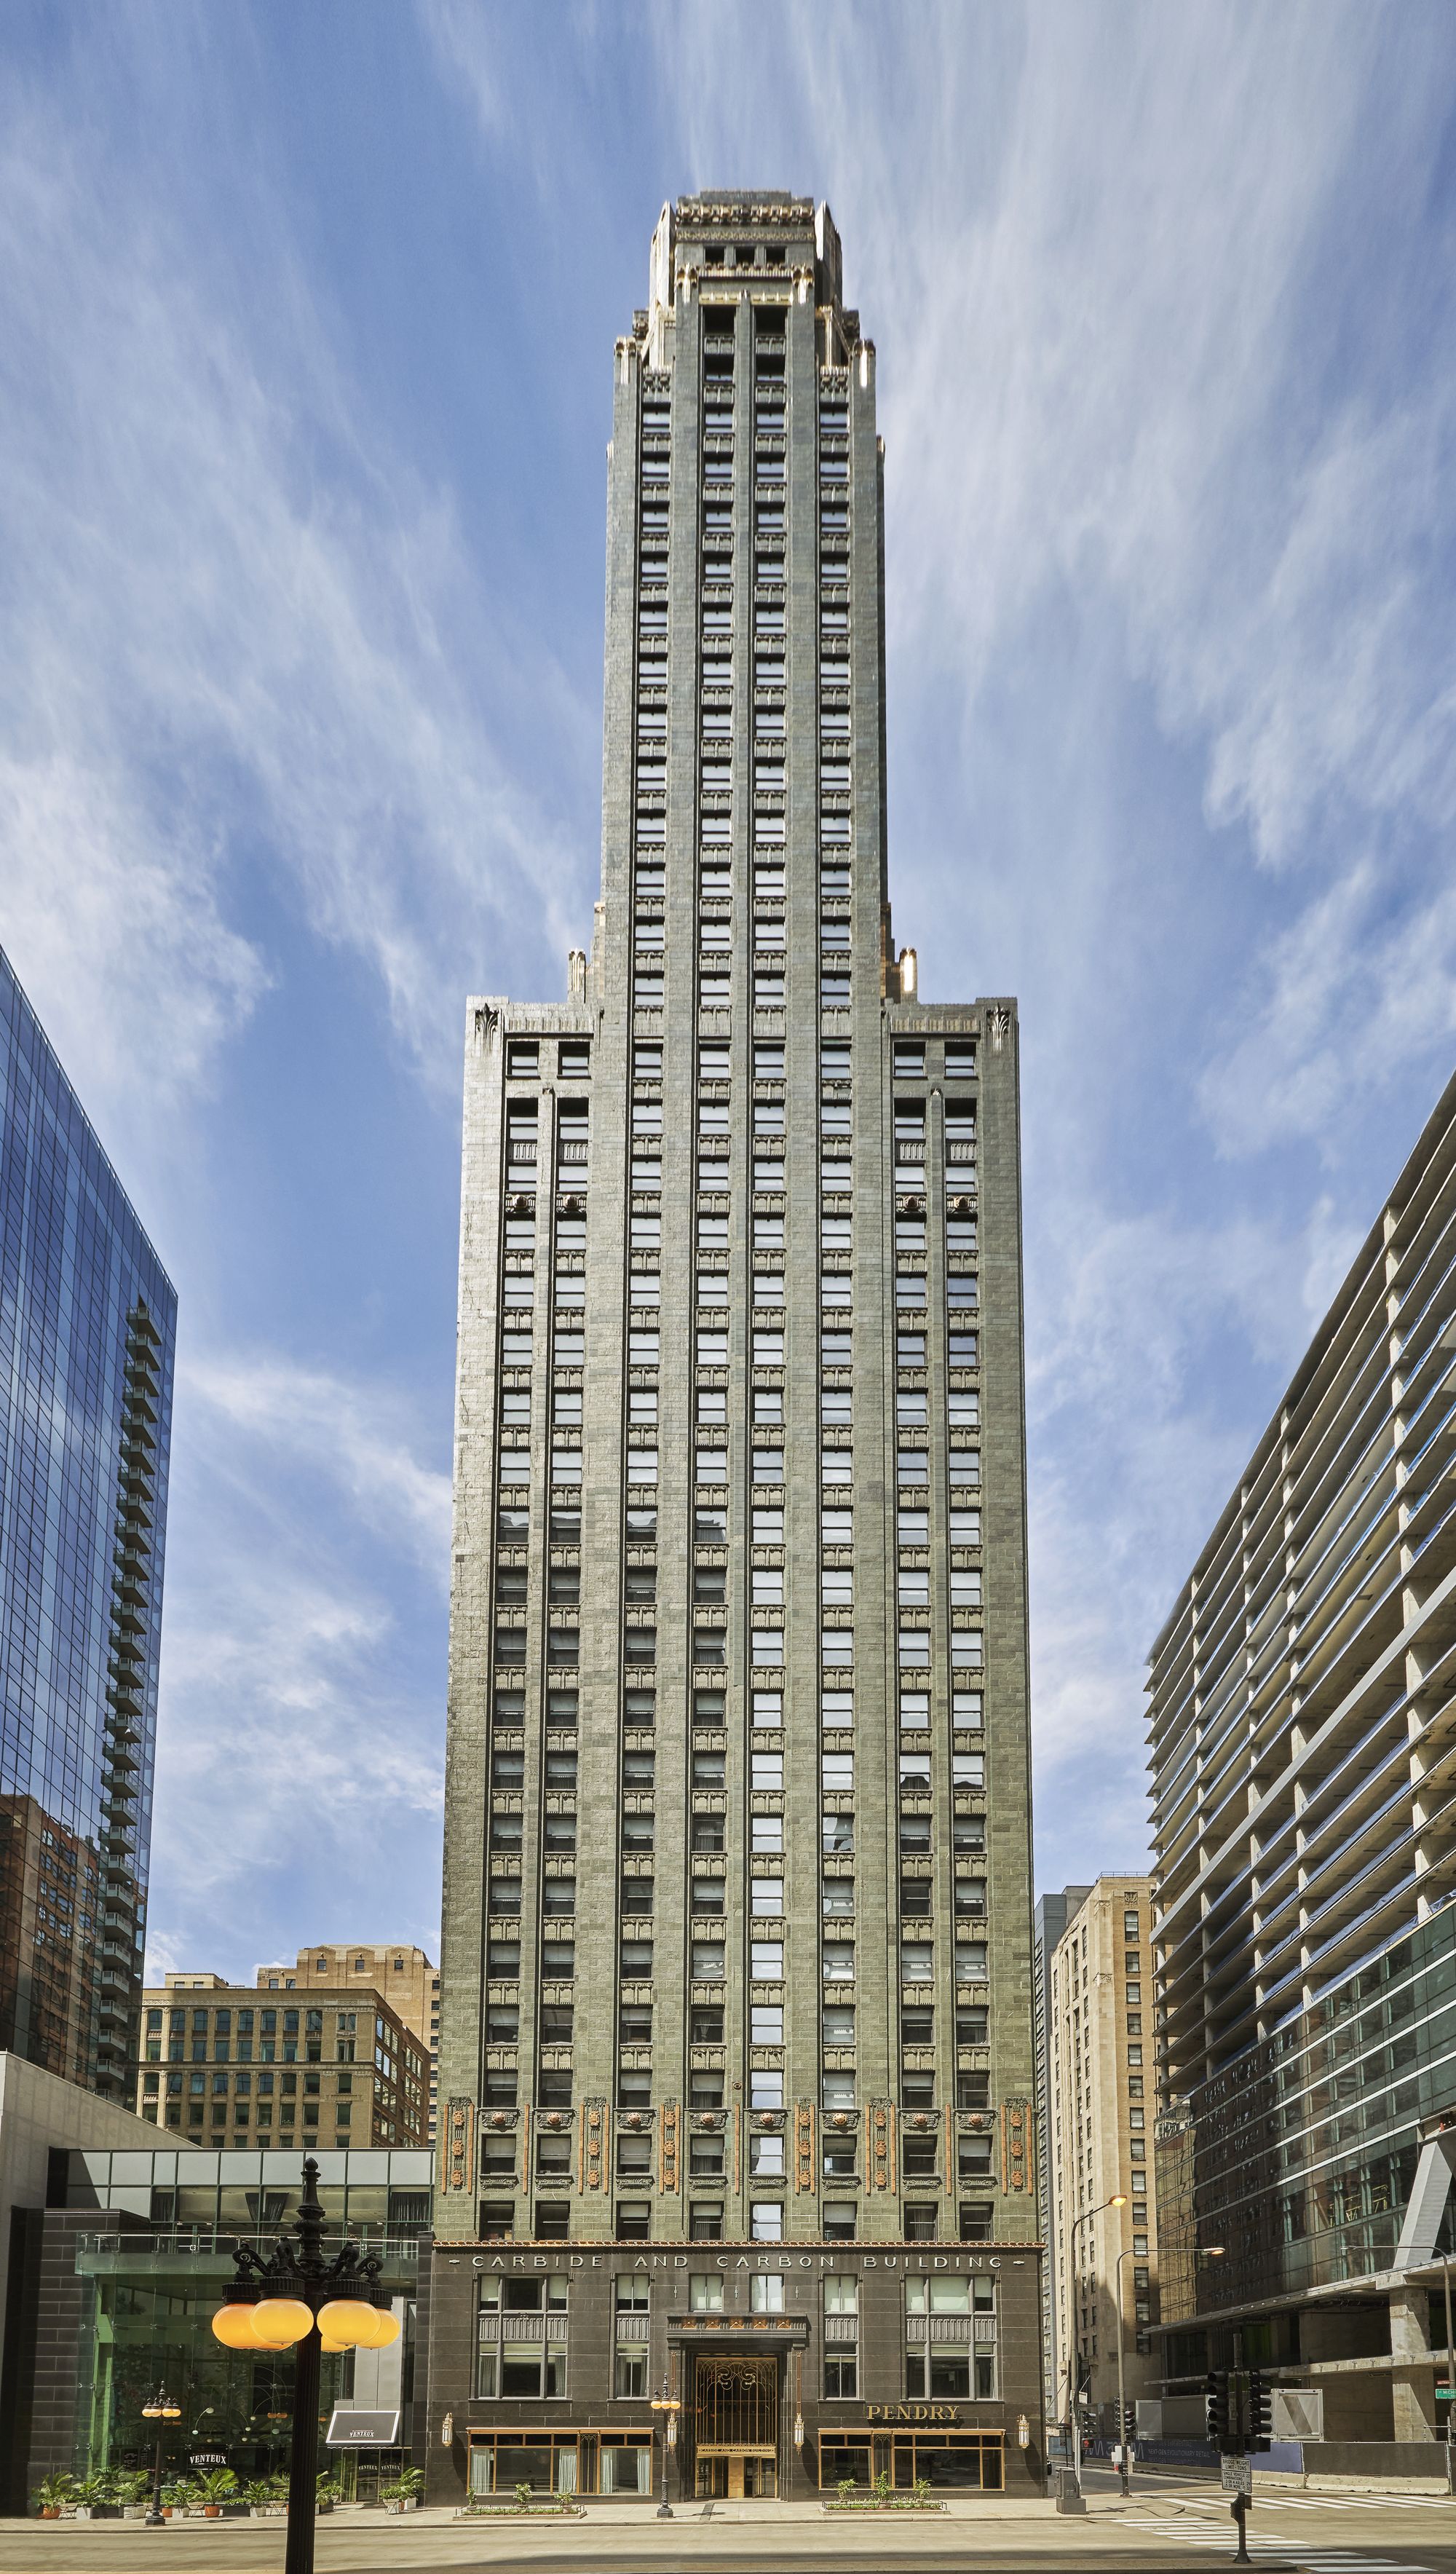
(1046, 1879, 1158, 2431)
(257, 1944, 440, 2143)
(135, 1967, 430, 2149)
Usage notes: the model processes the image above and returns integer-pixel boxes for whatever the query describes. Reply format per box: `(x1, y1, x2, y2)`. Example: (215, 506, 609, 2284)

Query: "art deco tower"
(432, 194, 1039, 2501)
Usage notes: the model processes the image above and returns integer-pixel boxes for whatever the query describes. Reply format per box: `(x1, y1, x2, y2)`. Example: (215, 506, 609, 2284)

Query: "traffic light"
(1205, 2369, 1230, 2449)
(1122, 2403, 1137, 2443)
(1247, 2366, 1272, 2452)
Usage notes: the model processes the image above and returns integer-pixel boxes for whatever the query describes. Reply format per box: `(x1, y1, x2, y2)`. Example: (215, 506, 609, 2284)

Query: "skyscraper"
(1044, 1879, 1159, 2434)
(432, 193, 1039, 2504)
(0, 948, 175, 2098)
(1148, 1064, 1456, 2446)
(1032, 1883, 1089, 2426)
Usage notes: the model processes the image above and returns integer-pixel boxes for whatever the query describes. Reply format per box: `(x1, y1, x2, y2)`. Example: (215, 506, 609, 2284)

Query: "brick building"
(135, 1969, 430, 2149)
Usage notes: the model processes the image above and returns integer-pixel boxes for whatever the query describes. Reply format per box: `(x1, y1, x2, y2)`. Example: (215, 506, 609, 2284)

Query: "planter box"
(384, 2499, 419, 2512)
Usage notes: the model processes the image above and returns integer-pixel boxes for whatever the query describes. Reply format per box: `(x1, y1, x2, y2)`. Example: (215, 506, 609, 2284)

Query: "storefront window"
(599, 2439, 652, 2493)
(470, 2435, 649, 2497)
(68, 2230, 417, 2483)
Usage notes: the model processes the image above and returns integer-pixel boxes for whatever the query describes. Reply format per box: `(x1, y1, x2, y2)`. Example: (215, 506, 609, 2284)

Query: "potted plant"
(192, 2468, 237, 2518)
(31, 2474, 75, 2520)
(114, 2469, 151, 2519)
(380, 2468, 424, 2514)
(315, 2474, 341, 2516)
(69, 2472, 110, 2520)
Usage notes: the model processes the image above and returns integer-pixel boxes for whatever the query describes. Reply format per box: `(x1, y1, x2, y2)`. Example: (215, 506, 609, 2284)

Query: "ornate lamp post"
(140, 2385, 181, 2526)
(210, 2157, 400, 2574)
(648, 2384, 681, 2517)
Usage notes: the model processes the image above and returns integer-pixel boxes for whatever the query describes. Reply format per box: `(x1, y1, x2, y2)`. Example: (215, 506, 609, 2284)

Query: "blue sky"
(4, 1, 1456, 1976)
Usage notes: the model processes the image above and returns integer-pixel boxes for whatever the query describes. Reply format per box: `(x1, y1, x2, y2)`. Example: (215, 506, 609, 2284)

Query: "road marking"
(1120, 2519, 1437, 2568)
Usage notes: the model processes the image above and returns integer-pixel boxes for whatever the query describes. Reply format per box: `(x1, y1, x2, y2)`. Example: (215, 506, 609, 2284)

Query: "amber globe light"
(249, 2297, 314, 2348)
(210, 2305, 265, 2353)
(317, 2299, 400, 2351)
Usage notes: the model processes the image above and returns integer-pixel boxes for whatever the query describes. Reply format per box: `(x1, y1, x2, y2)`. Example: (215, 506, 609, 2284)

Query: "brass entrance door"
(691, 2354, 780, 2500)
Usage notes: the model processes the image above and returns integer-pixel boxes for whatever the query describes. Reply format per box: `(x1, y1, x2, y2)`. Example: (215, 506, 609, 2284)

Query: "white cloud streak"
(614, 0, 1456, 1881)
(0, 42, 589, 1142)
(145, 1349, 449, 1977)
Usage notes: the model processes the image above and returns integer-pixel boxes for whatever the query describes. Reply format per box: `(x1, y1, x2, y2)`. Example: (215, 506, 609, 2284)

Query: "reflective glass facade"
(1159, 1908, 1456, 2320)
(0, 949, 176, 2094)
(29, 2151, 430, 2488)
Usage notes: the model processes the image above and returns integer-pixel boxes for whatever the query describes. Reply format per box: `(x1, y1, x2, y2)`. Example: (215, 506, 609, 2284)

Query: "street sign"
(1220, 2453, 1253, 2495)
(324, 2409, 400, 2447)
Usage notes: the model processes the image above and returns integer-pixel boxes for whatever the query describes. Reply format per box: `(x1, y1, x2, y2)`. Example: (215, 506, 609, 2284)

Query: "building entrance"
(691, 2354, 779, 2500)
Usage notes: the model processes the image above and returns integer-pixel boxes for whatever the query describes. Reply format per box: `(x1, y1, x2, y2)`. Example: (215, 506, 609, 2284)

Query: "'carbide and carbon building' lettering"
(430, 192, 1040, 2504)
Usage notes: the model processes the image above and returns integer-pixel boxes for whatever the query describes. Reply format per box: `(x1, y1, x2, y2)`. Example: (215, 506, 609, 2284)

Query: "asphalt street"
(5, 2481, 1456, 2574)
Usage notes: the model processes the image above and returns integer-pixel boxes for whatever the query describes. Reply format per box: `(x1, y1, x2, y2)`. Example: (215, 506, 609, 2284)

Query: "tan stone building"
(1046, 1878, 1158, 2431)
(257, 1945, 440, 2143)
(135, 1967, 430, 2149)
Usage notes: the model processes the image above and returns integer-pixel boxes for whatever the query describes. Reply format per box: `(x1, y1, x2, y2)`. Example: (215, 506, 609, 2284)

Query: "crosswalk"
(1122, 2524, 1435, 2570)
(1128, 2486, 1447, 2511)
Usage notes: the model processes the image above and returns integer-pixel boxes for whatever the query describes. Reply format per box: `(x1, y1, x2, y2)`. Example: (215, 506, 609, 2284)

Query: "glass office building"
(1150, 1063, 1456, 2443)
(21, 2150, 431, 2496)
(0, 948, 176, 2096)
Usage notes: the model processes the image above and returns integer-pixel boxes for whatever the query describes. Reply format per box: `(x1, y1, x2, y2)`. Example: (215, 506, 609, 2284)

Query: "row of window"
(479, 2198, 997, 2247)
(498, 1034, 973, 1086)
(485, 1680, 984, 1740)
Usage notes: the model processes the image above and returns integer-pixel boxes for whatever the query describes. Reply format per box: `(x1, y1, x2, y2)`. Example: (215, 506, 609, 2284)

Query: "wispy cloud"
(12, 0, 1456, 1954)
(146, 1349, 449, 1976)
(0, 36, 590, 1141)
(616, 1, 1456, 1880)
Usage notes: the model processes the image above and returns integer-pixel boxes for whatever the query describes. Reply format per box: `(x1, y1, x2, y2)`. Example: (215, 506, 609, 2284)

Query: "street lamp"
(140, 2386, 181, 2527)
(1108, 2239, 1222, 2498)
(1066, 2194, 1126, 2495)
(210, 2157, 400, 2574)
(648, 2384, 681, 2517)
